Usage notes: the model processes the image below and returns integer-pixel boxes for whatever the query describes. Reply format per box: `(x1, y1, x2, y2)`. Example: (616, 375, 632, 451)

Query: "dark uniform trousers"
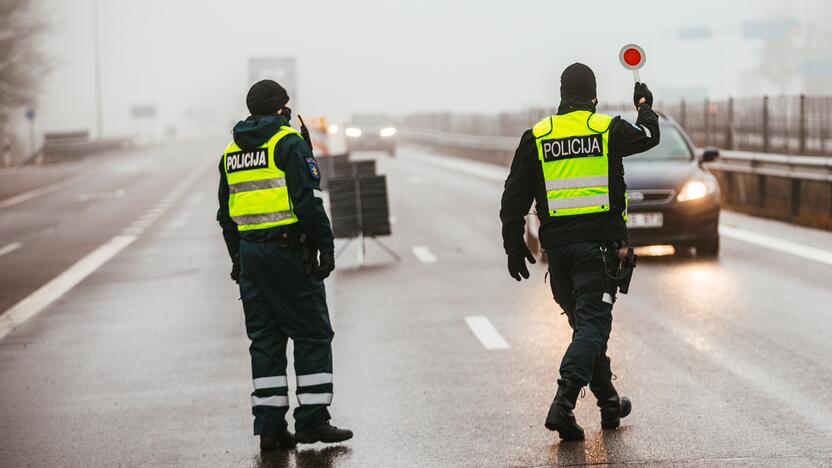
(239, 238, 334, 435)
(547, 241, 619, 393)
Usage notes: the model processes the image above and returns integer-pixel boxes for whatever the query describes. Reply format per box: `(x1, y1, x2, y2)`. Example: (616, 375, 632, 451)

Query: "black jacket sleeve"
(279, 136, 335, 251)
(499, 130, 536, 255)
(607, 104, 661, 157)
(216, 158, 240, 259)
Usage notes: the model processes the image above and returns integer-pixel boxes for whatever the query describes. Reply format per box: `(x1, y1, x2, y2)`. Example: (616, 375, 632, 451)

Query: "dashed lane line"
(406, 150, 832, 266)
(0, 242, 22, 257)
(720, 225, 832, 267)
(0, 165, 209, 340)
(0, 173, 90, 210)
(412, 245, 438, 263)
(465, 316, 510, 350)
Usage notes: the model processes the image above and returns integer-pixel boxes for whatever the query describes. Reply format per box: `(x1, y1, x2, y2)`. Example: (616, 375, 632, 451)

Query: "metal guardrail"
(402, 128, 832, 182)
(29, 136, 132, 164)
(402, 127, 832, 230)
(402, 95, 832, 157)
(707, 150, 832, 182)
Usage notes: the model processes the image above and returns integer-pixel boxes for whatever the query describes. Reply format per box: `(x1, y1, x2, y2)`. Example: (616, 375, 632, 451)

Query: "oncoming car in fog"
(344, 114, 397, 156)
(526, 112, 721, 258)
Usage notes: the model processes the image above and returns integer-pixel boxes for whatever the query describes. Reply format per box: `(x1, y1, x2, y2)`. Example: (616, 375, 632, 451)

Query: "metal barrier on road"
(31, 131, 132, 164)
(402, 128, 832, 231)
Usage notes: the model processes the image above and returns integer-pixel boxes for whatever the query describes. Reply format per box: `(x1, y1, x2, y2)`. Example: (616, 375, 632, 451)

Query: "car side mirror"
(702, 147, 720, 163)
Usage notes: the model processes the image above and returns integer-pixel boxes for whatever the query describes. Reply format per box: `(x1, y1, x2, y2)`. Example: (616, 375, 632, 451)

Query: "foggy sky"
(31, 0, 825, 139)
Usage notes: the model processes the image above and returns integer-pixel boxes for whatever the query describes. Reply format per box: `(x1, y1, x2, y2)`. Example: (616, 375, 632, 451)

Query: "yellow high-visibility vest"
(222, 126, 301, 231)
(533, 110, 626, 220)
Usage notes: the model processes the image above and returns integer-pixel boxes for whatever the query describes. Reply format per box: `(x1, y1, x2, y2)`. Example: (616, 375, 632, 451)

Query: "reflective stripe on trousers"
(296, 372, 333, 406)
(548, 193, 610, 210)
(297, 393, 333, 405)
(252, 395, 290, 407)
(252, 375, 289, 407)
(253, 375, 288, 389)
(228, 177, 287, 194)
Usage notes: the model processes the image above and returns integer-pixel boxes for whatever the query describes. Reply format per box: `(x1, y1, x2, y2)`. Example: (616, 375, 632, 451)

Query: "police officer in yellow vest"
(500, 63, 659, 440)
(217, 80, 352, 450)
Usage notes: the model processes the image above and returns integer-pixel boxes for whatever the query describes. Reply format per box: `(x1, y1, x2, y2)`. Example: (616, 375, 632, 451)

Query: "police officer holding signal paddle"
(500, 63, 660, 440)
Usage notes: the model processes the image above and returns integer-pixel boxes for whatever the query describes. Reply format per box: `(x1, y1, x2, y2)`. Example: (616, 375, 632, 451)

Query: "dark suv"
(623, 113, 720, 256)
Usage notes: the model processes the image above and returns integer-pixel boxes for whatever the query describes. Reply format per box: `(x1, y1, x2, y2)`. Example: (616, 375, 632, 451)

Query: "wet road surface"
(1, 142, 831, 467)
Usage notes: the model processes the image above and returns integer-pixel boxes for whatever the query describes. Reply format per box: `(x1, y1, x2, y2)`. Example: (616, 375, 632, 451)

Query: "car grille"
(628, 189, 676, 206)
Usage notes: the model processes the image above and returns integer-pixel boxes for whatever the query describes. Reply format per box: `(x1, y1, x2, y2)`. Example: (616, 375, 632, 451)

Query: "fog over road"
(1, 142, 831, 467)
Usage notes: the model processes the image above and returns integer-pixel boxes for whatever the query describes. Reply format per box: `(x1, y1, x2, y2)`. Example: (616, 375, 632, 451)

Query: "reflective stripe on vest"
(228, 177, 287, 194)
(533, 111, 626, 219)
(222, 126, 301, 231)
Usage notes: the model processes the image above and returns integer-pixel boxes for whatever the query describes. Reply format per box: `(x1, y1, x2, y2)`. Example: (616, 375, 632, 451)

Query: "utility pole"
(93, 0, 103, 139)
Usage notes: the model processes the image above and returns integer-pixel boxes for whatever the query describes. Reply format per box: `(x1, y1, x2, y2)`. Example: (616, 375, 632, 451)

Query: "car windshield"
(351, 114, 391, 126)
(626, 125, 692, 161)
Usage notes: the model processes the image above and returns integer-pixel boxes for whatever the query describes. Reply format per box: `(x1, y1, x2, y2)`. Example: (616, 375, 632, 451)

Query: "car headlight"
(379, 127, 397, 137)
(327, 124, 339, 134)
(677, 178, 717, 202)
(345, 127, 361, 137)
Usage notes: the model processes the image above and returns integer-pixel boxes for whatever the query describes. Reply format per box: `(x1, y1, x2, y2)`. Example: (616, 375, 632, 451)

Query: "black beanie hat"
(560, 63, 597, 100)
(246, 79, 290, 116)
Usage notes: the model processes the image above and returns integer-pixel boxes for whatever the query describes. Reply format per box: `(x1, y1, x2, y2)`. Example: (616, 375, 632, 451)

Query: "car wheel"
(673, 243, 692, 257)
(695, 234, 720, 258)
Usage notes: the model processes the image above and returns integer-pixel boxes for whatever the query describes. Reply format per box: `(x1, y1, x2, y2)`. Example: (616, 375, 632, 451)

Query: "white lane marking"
(412, 245, 438, 263)
(0, 235, 137, 340)
(409, 151, 832, 267)
(75, 188, 125, 202)
(0, 174, 87, 210)
(465, 316, 510, 350)
(405, 152, 508, 182)
(0, 163, 211, 340)
(0, 242, 22, 257)
(720, 225, 832, 266)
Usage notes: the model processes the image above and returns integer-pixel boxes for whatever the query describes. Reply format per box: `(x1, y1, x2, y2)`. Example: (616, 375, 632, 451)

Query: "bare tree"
(0, 0, 46, 129)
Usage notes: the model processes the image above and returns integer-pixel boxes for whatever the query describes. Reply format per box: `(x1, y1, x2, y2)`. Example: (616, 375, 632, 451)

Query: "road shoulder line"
(0, 235, 137, 340)
(720, 225, 832, 266)
(0, 242, 22, 257)
(0, 163, 209, 340)
(0, 173, 88, 210)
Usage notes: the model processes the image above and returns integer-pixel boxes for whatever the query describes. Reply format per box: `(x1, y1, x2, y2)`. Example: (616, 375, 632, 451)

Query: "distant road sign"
(130, 105, 157, 119)
(741, 18, 799, 40)
(678, 26, 713, 40)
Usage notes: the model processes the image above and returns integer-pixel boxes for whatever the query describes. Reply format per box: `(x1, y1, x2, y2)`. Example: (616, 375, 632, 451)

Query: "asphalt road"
(1, 142, 831, 467)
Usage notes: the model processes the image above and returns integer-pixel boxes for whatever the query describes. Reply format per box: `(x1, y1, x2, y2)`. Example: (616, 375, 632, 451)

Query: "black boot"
(260, 429, 296, 451)
(544, 379, 585, 441)
(295, 422, 353, 444)
(591, 381, 632, 429)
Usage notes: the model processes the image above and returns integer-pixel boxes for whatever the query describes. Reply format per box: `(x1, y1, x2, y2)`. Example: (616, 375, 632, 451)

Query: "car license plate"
(628, 212, 663, 228)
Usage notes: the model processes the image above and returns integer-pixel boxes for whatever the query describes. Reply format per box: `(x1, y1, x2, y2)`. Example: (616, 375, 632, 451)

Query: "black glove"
(507, 243, 536, 281)
(312, 249, 335, 281)
(230, 253, 241, 284)
(303, 247, 320, 275)
(633, 82, 653, 109)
